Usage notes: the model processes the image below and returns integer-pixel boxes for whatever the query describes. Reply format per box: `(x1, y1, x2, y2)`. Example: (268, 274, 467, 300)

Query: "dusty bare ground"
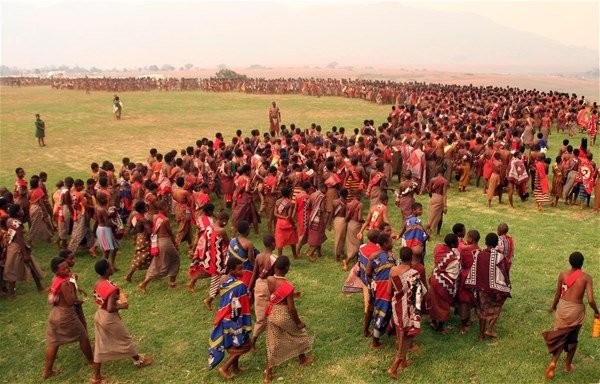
(111, 67, 599, 103)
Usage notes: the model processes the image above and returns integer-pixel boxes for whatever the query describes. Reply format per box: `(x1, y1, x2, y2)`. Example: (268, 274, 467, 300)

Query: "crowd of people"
(1, 78, 599, 382)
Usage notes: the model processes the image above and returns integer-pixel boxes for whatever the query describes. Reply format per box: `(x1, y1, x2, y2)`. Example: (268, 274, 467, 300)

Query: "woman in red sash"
(265, 256, 314, 383)
(92, 259, 153, 383)
(43, 257, 93, 379)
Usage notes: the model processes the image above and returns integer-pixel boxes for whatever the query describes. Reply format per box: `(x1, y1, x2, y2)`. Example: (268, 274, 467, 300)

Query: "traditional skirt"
(275, 219, 298, 249)
(533, 178, 550, 204)
(542, 299, 585, 354)
(131, 233, 152, 271)
(332, 217, 347, 257)
(307, 220, 326, 248)
(325, 188, 338, 213)
(345, 220, 362, 261)
(58, 207, 71, 240)
(486, 173, 501, 200)
(252, 278, 270, 338)
(3, 243, 44, 282)
(428, 284, 451, 323)
(427, 193, 444, 233)
(96, 226, 119, 251)
(145, 237, 180, 279)
(28, 203, 53, 243)
(46, 306, 88, 348)
(93, 309, 138, 363)
(476, 291, 504, 320)
(266, 304, 314, 368)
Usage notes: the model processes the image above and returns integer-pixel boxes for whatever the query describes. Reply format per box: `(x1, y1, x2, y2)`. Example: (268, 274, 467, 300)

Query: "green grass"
(0, 86, 599, 384)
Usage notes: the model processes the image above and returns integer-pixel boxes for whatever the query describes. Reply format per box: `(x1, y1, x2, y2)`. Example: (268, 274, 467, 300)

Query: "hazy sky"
(1, 0, 598, 70)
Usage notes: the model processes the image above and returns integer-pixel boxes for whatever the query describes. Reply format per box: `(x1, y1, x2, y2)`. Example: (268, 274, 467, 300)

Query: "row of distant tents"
(39, 71, 166, 79)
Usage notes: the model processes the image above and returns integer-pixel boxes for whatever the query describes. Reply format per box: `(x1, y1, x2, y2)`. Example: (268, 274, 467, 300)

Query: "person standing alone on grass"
(113, 95, 122, 120)
(35, 113, 46, 147)
(543, 252, 599, 380)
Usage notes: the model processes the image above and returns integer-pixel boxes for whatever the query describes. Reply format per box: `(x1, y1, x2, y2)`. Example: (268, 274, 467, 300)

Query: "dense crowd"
(1, 78, 599, 382)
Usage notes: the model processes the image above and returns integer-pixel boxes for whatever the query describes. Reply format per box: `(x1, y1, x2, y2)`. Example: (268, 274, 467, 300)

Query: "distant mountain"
(266, 3, 598, 74)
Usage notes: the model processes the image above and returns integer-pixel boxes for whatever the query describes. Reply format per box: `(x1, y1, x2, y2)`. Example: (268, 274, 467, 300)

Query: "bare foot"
(91, 374, 108, 384)
(138, 284, 147, 293)
(42, 368, 61, 379)
(342, 260, 348, 271)
(409, 343, 421, 352)
(545, 362, 556, 380)
(564, 363, 575, 373)
(135, 354, 154, 368)
(218, 367, 234, 380)
(231, 366, 247, 374)
(125, 275, 132, 283)
(485, 330, 498, 338)
(299, 354, 315, 366)
(186, 283, 195, 293)
(168, 282, 178, 289)
(370, 342, 384, 349)
(263, 372, 272, 384)
(387, 368, 398, 380)
(203, 298, 213, 311)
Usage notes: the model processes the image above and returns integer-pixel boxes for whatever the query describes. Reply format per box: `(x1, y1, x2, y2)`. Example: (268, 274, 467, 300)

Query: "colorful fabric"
(496, 234, 514, 272)
(228, 237, 258, 287)
(391, 268, 427, 337)
(465, 248, 511, 298)
(428, 244, 460, 322)
(357, 242, 380, 287)
(208, 276, 252, 369)
(367, 204, 385, 230)
(190, 225, 228, 278)
(402, 216, 428, 253)
(370, 250, 396, 336)
(534, 161, 549, 194)
(295, 192, 310, 238)
(577, 157, 595, 195)
(457, 244, 478, 306)
(96, 225, 119, 251)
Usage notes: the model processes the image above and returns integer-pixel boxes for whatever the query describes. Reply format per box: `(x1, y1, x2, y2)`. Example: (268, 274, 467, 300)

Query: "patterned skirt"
(130, 233, 152, 271)
(266, 304, 314, 368)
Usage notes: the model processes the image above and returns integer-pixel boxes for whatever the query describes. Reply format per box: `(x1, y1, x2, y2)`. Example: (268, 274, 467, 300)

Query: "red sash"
(535, 161, 549, 193)
(263, 175, 277, 195)
(366, 172, 382, 196)
(265, 280, 294, 316)
(561, 269, 582, 297)
(324, 173, 341, 188)
(29, 187, 45, 204)
(48, 276, 67, 305)
(93, 279, 119, 308)
(150, 213, 166, 256)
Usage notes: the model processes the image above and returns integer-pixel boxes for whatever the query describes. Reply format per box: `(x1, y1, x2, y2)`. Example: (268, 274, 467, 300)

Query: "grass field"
(0, 86, 599, 384)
